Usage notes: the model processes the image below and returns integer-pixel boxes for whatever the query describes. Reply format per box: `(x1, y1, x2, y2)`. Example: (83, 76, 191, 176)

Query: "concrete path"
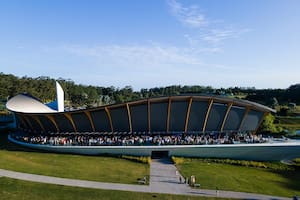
(149, 158, 189, 194)
(0, 168, 149, 193)
(0, 159, 292, 200)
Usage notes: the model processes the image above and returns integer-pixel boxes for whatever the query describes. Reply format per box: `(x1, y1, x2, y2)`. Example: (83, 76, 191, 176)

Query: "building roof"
(6, 94, 275, 114)
(6, 94, 57, 113)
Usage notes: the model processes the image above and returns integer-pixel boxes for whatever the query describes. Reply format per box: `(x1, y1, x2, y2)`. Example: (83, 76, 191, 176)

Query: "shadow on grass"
(272, 168, 300, 193)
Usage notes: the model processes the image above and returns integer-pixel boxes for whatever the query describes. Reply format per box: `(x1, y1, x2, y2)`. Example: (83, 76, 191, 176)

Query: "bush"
(172, 157, 294, 171)
(120, 155, 151, 164)
(171, 156, 185, 165)
(293, 158, 300, 166)
(208, 158, 295, 170)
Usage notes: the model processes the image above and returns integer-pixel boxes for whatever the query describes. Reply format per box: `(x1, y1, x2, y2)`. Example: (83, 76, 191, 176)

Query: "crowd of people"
(12, 132, 271, 146)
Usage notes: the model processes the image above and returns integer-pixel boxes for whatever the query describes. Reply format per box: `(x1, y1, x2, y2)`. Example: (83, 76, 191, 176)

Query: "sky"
(0, 0, 299, 91)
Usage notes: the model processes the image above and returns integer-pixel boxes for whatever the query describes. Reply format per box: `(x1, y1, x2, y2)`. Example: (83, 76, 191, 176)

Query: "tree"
(259, 113, 282, 133)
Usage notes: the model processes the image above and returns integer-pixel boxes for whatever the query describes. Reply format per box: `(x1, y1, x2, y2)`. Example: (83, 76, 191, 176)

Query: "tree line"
(0, 72, 299, 109)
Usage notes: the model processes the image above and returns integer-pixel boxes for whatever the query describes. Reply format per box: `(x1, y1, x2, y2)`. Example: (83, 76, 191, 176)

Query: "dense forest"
(0, 72, 299, 110)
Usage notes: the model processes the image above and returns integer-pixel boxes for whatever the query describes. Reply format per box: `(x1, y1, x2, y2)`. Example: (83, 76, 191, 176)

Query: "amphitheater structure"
(6, 82, 300, 161)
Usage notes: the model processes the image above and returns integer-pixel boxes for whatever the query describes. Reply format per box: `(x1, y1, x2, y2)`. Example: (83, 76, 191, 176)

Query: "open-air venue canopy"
(7, 82, 300, 161)
(6, 91, 275, 135)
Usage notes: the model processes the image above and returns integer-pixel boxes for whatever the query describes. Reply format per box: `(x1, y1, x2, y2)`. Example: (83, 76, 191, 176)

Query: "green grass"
(294, 158, 300, 163)
(176, 158, 300, 197)
(0, 132, 149, 184)
(293, 106, 300, 115)
(277, 116, 300, 125)
(0, 150, 149, 184)
(0, 177, 230, 200)
(275, 116, 300, 132)
(172, 157, 293, 171)
(294, 158, 300, 166)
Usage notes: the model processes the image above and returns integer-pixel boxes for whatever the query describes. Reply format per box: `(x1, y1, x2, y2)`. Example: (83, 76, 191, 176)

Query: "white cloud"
(63, 44, 204, 68)
(201, 28, 251, 44)
(167, 0, 208, 28)
(25, 1, 251, 89)
(168, 0, 250, 47)
(57, 43, 256, 89)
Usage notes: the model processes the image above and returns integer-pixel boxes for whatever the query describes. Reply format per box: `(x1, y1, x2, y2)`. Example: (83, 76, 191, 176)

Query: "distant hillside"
(0, 72, 299, 109)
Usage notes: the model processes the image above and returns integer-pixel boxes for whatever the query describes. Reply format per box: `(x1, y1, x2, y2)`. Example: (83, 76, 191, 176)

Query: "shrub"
(120, 155, 151, 164)
(294, 158, 300, 164)
(293, 158, 300, 166)
(171, 156, 185, 165)
(173, 157, 294, 170)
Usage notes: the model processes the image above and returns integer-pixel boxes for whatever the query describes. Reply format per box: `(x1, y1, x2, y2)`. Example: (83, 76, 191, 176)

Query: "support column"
(46, 115, 59, 133)
(23, 115, 34, 131)
(126, 103, 133, 133)
(148, 99, 151, 133)
(105, 107, 114, 132)
(254, 112, 268, 134)
(64, 113, 77, 132)
(239, 107, 250, 131)
(220, 102, 233, 132)
(84, 111, 95, 132)
(184, 97, 193, 133)
(202, 98, 214, 133)
(166, 97, 172, 133)
(32, 115, 45, 133)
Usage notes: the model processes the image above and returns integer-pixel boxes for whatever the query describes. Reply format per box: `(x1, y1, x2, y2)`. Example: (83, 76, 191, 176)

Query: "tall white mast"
(56, 81, 64, 112)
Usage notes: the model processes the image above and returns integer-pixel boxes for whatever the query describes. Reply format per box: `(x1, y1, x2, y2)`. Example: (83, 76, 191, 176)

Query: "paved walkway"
(0, 159, 292, 200)
(149, 158, 189, 194)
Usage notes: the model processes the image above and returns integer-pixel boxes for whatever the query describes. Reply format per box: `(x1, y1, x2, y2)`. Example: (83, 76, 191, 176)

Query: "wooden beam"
(105, 107, 114, 132)
(254, 112, 268, 134)
(23, 115, 34, 131)
(166, 97, 172, 133)
(32, 115, 45, 133)
(126, 103, 132, 132)
(126, 99, 148, 106)
(191, 96, 211, 101)
(84, 111, 95, 132)
(46, 115, 59, 132)
(202, 98, 214, 132)
(148, 99, 151, 133)
(64, 113, 77, 132)
(220, 102, 233, 132)
(18, 115, 30, 130)
(238, 107, 250, 131)
(184, 97, 193, 133)
(17, 115, 28, 129)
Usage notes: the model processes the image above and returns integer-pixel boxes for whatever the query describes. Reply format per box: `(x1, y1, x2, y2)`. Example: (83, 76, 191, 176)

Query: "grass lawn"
(176, 159, 300, 197)
(0, 177, 230, 200)
(0, 132, 149, 184)
(275, 116, 300, 132)
(276, 116, 300, 126)
(0, 150, 149, 184)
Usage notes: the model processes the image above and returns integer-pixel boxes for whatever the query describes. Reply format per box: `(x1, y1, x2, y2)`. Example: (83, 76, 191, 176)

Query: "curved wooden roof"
(7, 94, 274, 134)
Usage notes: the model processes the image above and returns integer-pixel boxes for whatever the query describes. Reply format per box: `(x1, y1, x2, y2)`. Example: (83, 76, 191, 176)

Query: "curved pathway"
(0, 159, 291, 200)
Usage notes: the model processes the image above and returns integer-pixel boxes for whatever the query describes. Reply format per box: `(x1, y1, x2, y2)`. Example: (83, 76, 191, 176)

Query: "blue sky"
(0, 0, 299, 90)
